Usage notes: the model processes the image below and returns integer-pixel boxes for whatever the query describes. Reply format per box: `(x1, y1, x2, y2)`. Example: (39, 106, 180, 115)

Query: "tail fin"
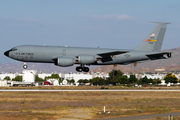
(134, 22, 170, 52)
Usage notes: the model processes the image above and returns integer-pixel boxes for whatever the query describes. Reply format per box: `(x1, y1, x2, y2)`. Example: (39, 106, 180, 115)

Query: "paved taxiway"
(98, 111, 180, 120)
(1, 89, 180, 92)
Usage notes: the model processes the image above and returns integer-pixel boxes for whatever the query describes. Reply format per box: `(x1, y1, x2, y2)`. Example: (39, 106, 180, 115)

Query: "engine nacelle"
(167, 53, 171, 58)
(78, 55, 96, 64)
(54, 57, 74, 67)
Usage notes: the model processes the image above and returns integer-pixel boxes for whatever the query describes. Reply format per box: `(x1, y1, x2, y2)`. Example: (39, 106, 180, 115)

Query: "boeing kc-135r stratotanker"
(4, 22, 172, 72)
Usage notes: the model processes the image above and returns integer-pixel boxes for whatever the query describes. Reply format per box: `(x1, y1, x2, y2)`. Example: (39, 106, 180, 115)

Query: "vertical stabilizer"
(134, 22, 170, 52)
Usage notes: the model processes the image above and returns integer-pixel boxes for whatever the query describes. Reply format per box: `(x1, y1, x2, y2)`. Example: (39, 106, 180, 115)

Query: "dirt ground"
(0, 91, 180, 119)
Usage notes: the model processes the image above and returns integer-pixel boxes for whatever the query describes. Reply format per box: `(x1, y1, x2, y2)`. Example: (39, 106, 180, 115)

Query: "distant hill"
(0, 63, 77, 73)
(1, 47, 180, 74)
(0, 62, 96, 74)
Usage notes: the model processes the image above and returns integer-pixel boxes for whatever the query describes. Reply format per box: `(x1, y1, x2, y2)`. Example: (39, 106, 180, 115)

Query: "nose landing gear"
(23, 62, 28, 69)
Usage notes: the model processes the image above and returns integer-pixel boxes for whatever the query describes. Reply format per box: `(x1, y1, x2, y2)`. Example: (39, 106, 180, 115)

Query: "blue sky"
(1, 0, 180, 63)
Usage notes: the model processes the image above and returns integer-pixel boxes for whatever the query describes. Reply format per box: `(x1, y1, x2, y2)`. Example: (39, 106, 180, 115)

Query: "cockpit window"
(11, 48, 17, 51)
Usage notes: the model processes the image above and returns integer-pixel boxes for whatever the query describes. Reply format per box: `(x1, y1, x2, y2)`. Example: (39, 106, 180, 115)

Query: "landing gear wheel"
(76, 66, 89, 72)
(83, 67, 89, 72)
(23, 65, 28, 69)
(76, 67, 83, 72)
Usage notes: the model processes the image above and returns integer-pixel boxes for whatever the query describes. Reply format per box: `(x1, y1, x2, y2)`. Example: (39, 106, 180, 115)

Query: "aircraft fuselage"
(5, 45, 150, 65)
(4, 22, 172, 72)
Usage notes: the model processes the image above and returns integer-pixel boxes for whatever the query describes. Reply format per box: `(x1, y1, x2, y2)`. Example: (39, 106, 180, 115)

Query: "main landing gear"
(23, 62, 28, 69)
(76, 65, 89, 72)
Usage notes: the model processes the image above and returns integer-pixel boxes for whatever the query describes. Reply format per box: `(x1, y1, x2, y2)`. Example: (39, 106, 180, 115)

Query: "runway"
(1, 89, 180, 92)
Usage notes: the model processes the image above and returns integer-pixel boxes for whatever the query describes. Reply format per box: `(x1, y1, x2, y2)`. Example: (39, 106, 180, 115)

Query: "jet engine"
(54, 57, 74, 67)
(78, 55, 96, 64)
(167, 53, 171, 58)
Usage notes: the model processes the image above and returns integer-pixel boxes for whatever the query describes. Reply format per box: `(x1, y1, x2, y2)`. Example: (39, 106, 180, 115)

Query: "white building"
(140, 74, 165, 80)
(0, 73, 16, 80)
(65, 73, 92, 83)
(135, 73, 180, 80)
(22, 70, 37, 83)
(0, 80, 8, 86)
(38, 73, 62, 79)
(38, 73, 52, 79)
(92, 72, 109, 79)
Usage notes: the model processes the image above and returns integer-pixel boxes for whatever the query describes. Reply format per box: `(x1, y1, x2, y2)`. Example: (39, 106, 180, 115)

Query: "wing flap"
(98, 51, 128, 57)
(96, 51, 128, 63)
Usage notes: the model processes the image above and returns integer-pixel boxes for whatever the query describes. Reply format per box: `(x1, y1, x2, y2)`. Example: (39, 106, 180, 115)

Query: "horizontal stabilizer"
(146, 52, 171, 59)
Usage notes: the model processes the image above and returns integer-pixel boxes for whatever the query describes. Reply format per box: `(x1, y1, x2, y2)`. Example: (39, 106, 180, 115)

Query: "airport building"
(64, 73, 92, 83)
(22, 70, 37, 83)
(92, 72, 109, 79)
(1, 69, 180, 86)
(38, 73, 62, 79)
(0, 73, 18, 80)
(135, 73, 180, 80)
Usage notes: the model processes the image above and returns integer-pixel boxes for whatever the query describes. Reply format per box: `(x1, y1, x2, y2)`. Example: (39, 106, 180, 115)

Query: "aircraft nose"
(4, 50, 10, 57)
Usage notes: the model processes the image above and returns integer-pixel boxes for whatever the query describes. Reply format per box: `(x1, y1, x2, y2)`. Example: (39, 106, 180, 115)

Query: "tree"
(69, 79, 75, 84)
(141, 76, 148, 84)
(4, 76, 11, 80)
(45, 74, 62, 83)
(148, 78, 153, 84)
(133, 63, 137, 74)
(128, 74, 137, 84)
(164, 73, 178, 83)
(153, 78, 161, 84)
(83, 79, 89, 84)
(118, 75, 128, 84)
(12, 76, 22, 82)
(35, 75, 44, 82)
(51, 74, 60, 78)
(77, 79, 83, 85)
(89, 77, 105, 85)
(130, 63, 133, 74)
(137, 78, 142, 85)
(108, 70, 123, 85)
(89, 78, 96, 85)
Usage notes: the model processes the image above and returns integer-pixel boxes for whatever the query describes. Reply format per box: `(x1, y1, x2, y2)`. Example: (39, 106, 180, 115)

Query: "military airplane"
(4, 22, 171, 72)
